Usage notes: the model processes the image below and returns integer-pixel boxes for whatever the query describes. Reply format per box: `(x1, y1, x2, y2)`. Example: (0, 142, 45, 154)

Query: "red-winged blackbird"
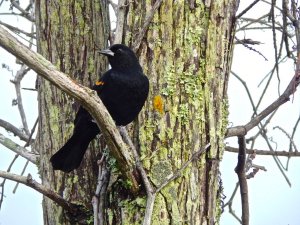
(50, 44, 149, 172)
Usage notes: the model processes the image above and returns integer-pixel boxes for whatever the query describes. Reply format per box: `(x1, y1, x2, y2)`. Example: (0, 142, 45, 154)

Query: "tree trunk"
(107, 1, 237, 224)
(35, 0, 109, 224)
(35, 0, 238, 224)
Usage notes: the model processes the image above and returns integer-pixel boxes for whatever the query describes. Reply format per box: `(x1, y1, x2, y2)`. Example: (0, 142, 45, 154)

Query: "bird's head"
(99, 44, 142, 72)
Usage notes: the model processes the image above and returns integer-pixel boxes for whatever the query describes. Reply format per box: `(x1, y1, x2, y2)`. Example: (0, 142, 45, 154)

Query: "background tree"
(35, 1, 110, 224)
(0, 1, 299, 225)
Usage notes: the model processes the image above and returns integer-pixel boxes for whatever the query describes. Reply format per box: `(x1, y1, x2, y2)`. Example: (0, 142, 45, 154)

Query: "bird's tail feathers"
(50, 135, 90, 173)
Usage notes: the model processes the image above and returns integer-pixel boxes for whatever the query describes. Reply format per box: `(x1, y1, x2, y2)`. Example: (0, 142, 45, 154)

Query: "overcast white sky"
(0, 1, 300, 225)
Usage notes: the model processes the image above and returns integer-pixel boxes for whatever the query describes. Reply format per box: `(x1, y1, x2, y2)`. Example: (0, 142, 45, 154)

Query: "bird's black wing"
(73, 71, 111, 126)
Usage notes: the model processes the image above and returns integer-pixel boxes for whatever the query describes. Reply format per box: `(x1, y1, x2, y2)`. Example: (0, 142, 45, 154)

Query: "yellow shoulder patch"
(153, 95, 164, 114)
(95, 81, 105, 86)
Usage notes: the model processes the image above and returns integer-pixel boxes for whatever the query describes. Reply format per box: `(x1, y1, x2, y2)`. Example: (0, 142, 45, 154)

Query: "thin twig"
(11, 64, 31, 135)
(132, 0, 163, 52)
(269, 0, 281, 94)
(226, 53, 300, 137)
(9, 0, 35, 22)
(93, 156, 110, 225)
(236, 0, 261, 19)
(225, 146, 300, 157)
(24, 117, 38, 148)
(224, 182, 242, 224)
(0, 118, 30, 142)
(108, 0, 118, 15)
(118, 127, 154, 225)
(260, 129, 291, 186)
(12, 160, 29, 193)
(0, 153, 19, 210)
(234, 37, 268, 60)
(0, 20, 36, 39)
(12, 118, 38, 193)
(231, 71, 257, 116)
(235, 136, 249, 225)
(290, 113, 300, 152)
(273, 126, 298, 152)
(0, 170, 85, 214)
(0, 132, 38, 163)
(236, 14, 270, 32)
(156, 143, 211, 193)
(114, 0, 127, 44)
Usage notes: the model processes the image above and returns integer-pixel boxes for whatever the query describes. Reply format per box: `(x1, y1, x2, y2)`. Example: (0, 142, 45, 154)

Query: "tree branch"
(9, 0, 35, 22)
(224, 182, 242, 224)
(11, 64, 31, 135)
(156, 143, 211, 193)
(0, 132, 38, 163)
(93, 156, 110, 225)
(236, 0, 261, 19)
(0, 118, 30, 142)
(114, 0, 127, 44)
(0, 170, 85, 215)
(132, 0, 163, 52)
(226, 53, 300, 138)
(225, 146, 300, 157)
(0, 25, 139, 193)
(0, 20, 36, 39)
(118, 127, 154, 225)
(235, 136, 249, 225)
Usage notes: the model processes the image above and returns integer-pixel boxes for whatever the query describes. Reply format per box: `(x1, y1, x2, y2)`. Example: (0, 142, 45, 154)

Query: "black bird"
(50, 44, 149, 172)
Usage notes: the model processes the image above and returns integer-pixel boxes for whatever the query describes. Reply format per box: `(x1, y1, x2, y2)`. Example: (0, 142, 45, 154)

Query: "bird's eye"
(116, 48, 124, 54)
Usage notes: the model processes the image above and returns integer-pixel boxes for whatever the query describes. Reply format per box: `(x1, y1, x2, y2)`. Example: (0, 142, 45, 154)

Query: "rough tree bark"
(35, 0, 110, 224)
(107, 1, 238, 224)
(35, 0, 238, 225)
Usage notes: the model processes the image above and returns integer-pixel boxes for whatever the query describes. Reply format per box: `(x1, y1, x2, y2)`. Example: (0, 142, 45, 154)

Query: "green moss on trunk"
(35, 1, 109, 224)
(110, 1, 238, 224)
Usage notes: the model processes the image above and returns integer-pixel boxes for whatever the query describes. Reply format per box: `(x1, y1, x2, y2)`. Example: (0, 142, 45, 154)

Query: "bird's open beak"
(99, 49, 114, 57)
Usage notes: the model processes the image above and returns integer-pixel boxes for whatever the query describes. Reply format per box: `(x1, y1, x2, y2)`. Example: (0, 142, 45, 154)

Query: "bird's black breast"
(94, 69, 149, 126)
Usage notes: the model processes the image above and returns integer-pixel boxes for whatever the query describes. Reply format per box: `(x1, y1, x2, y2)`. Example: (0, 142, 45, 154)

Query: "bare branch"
(118, 127, 154, 225)
(0, 25, 139, 193)
(290, 112, 300, 151)
(260, 129, 291, 186)
(237, 14, 270, 32)
(236, 0, 261, 19)
(226, 146, 300, 157)
(0, 21, 36, 39)
(24, 117, 38, 148)
(251, 164, 267, 172)
(93, 156, 110, 225)
(224, 182, 242, 223)
(226, 54, 300, 137)
(269, 0, 280, 92)
(156, 143, 211, 193)
(9, 0, 35, 22)
(12, 118, 38, 193)
(235, 136, 249, 225)
(234, 38, 268, 60)
(13, 160, 29, 193)
(273, 126, 298, 152)
(0, 132, 38, 163)
(108, 0, 118, 15)
(0, 118, 30, 142)
(231, 71, 257, 116)
(114, 0, 127, 44)
(0, 170, 85, 215)
(11, 64, 31, 135)
(132, 0, 163, 52)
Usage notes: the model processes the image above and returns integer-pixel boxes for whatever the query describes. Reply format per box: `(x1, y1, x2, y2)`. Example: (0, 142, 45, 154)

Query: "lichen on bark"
(35, 0, 109, 224)
(123, 1, 237, 224)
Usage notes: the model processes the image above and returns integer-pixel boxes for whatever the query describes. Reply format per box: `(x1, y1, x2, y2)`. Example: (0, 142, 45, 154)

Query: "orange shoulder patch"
(153, 95, 164, 114)
(95, 81, 105, 86)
